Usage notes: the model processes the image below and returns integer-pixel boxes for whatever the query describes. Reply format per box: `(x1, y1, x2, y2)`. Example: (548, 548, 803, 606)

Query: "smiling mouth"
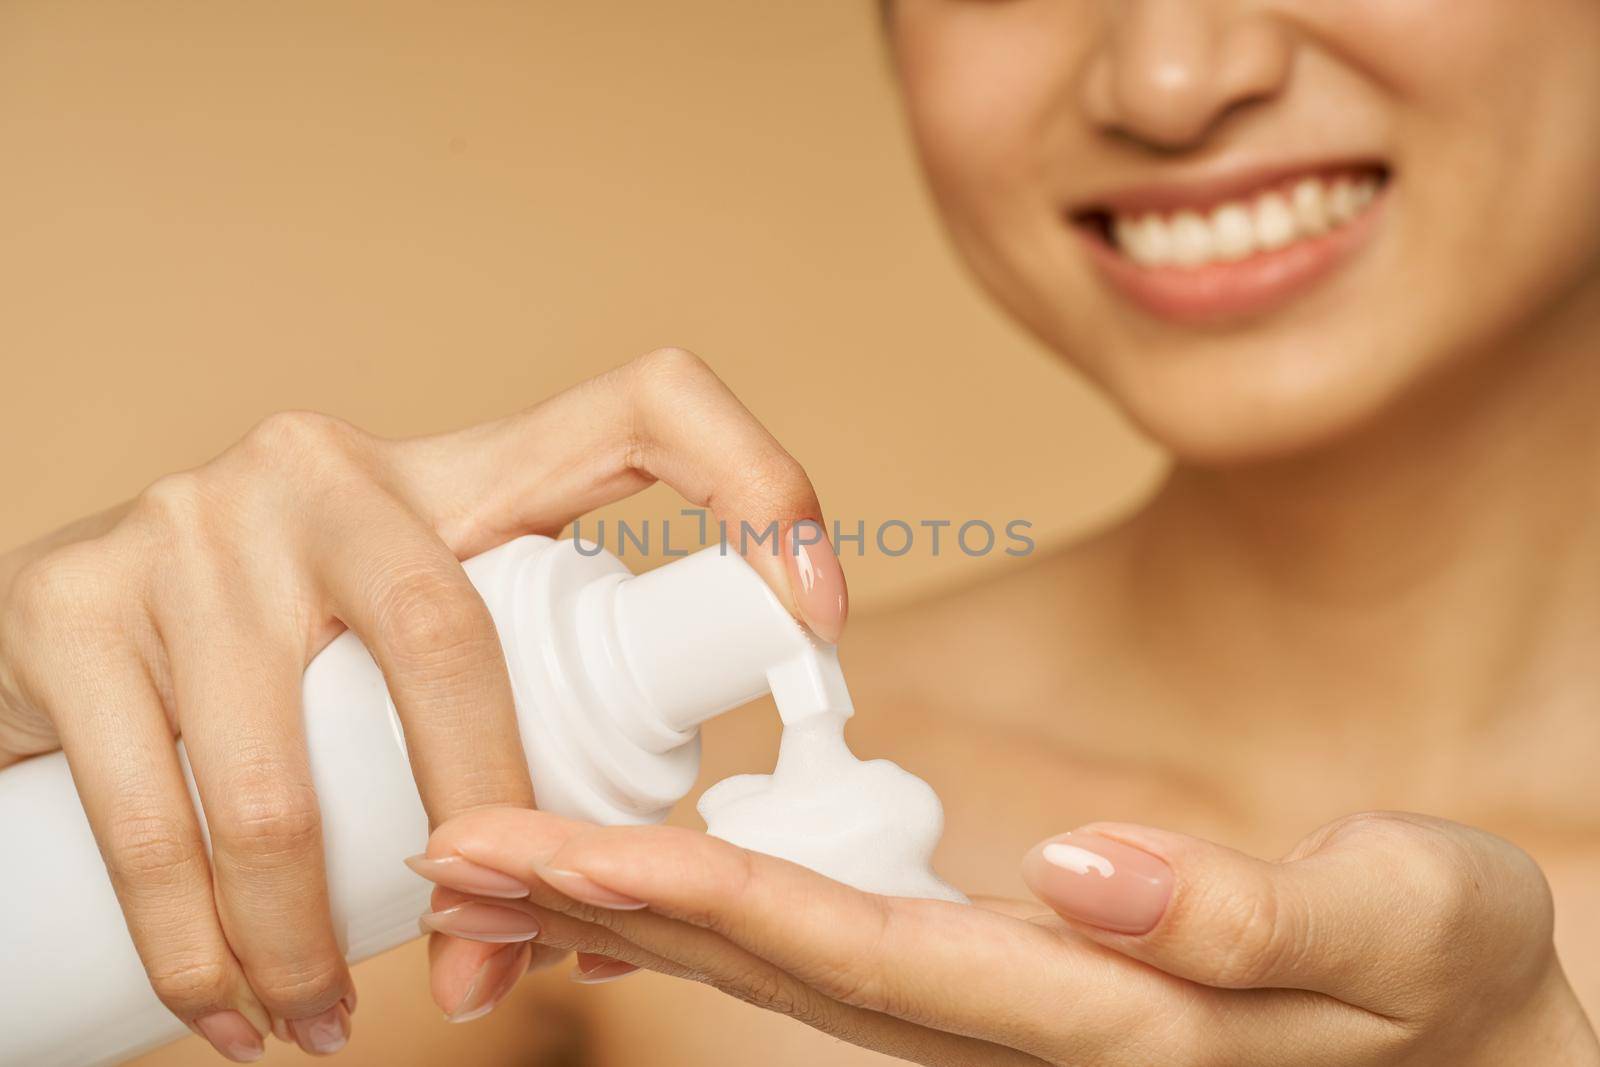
(1071, 163, 1391, 322)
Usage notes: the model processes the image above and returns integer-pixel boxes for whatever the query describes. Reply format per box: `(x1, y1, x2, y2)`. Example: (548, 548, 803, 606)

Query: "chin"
(1066, 327, 1435, 467)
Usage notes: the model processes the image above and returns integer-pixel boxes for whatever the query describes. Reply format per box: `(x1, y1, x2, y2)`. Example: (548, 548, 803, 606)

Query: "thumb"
(1020, 814, 1552, 1013)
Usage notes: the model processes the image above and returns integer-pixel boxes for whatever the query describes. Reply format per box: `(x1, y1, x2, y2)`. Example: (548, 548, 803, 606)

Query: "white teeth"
(1112, 216, 1144, 261)
(1113, 217, 1151, 265)
(1113, 216, 1174, 266)
(1290, 179, 1329, 236)
(1169, 211, 1213, 267)
(1110, 172, 1381, 269)
(1254, 192, 1296, 251)
(1142, 216, 1173, 265)
(1210, 203, 1256, 261)
(1327, 178, 1359, 224)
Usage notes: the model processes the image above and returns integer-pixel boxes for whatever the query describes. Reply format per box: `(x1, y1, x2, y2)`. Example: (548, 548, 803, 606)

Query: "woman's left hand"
(412, 808, 1599, 1066)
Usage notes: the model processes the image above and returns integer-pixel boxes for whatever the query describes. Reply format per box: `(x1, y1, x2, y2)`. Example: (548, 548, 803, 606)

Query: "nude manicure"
(421, 902, 542, 942)
(571, 958, 641, 985)
(193, 1011, 263, 1063)
(448, 942, 532, 1023)
(405, 854, 531, 899)
(1022, 831, 1174, 935)
(531, 864, 648, 910)
(783, 520, 847, 644)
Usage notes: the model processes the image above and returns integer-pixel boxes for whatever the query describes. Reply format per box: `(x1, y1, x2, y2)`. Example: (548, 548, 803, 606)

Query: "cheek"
(1317, 0, 1600, 242)
(894, 6, 1116, 379)
(894, 6, 1084, 235)
(1340, 0, 1600, 329)
(1319, 0, 1600, 99)
(894, 0, 1600, 463)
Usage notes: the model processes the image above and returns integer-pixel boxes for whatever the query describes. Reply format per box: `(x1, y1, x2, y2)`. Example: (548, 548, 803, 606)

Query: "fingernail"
(405, 854, 530, 899)
(1022, 831, 1173, 935)
(571, 954, 640, 985)
(531, 863, 648, 910)
(194, 1011, 264, 1063)
(448, 942, 532, 1023)
(783, 520, 847, 644)
(271, 1017, 291, 1044)
(421, 902, 542, 942)
(288, 1003, 350, 1056)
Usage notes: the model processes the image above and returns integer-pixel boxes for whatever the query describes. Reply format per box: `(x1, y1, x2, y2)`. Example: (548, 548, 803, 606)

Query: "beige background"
(1, 2, 1160, 1063)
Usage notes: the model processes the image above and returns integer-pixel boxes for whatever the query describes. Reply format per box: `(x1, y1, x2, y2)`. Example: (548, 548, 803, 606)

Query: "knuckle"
(373, 571, 491, 664)
(746, 449, 812, 505)
(625, 347, 715, 420)
(1321, 813, 1559, 989)
(1, 549, 128, 740)
(1323, 808, 1411, 845)
(103, 811, 203, 892)
(246, 409, 341, 454)
(795, 898, 898, 1013)
(249, 957, 347, 1013)
(715, 966, 828, 1028)
(630, 345, 709, 384)
(146, 955, 234, 1013)
(211, 778, 322, 862)
(814, 964, 901, 1019)
(237, 410, 364, 477)
(134, 472, 211, 534)
(1409, 835, 1477, 922)
(1496, 841, 1556, 935)
(7, 549, 114, 635)
(672, 845, 756, 933)
(1370, 822, 1484, 958)
(1204, 882, 1294, 988)
(1405, 827, 1553, 971)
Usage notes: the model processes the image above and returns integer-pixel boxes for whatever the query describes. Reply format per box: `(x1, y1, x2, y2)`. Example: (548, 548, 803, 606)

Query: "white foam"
(698, 711, 966, 902)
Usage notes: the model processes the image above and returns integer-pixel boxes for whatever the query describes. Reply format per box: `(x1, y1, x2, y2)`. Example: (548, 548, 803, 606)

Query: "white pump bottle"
(0, 536, 855, 1067)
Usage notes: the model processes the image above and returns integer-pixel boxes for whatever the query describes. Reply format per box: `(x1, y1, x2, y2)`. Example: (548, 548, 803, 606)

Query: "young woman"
(5, 1, 1599, 1063)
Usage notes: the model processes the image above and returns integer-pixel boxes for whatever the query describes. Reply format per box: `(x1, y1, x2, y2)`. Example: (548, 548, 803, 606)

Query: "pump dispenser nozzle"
(608, 543, 854, 729)
(466, 536, 852, 826)
(0, 533, 951, 1067)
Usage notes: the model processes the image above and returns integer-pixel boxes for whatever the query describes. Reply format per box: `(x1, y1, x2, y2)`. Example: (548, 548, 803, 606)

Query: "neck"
(1130, 280, 1600, 741)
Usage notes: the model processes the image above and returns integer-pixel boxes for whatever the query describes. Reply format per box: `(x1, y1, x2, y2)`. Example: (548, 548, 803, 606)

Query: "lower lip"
(1077, 190, 1388, 325)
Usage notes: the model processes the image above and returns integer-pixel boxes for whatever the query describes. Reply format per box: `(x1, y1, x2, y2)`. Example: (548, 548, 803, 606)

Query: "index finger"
(388, 347, 848, 642)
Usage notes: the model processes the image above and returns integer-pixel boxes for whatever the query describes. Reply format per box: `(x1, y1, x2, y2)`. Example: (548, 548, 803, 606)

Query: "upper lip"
(1067, 156, 1390, 219)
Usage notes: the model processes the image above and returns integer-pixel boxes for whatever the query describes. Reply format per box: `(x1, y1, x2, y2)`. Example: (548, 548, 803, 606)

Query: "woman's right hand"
(0, 348, 847, 1061)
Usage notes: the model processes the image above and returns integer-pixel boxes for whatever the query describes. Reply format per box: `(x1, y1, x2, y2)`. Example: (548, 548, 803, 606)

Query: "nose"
(1081, 0, 1294, 150)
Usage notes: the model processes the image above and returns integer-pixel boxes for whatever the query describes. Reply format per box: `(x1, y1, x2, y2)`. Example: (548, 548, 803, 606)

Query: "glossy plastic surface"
(0, 537, 832, 1066)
